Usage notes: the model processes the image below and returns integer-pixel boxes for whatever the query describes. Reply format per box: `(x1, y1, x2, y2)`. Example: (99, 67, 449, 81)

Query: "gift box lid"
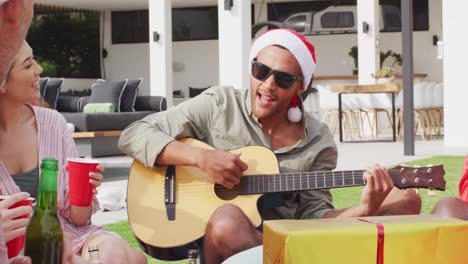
(264, 215, 468, 264)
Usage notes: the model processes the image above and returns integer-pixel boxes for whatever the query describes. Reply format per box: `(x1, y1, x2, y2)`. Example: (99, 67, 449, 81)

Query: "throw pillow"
(43, 78, 64, 109)
(78, 96, 91, 112)
(39, 77, 48, 97)
(83, 103, 115, 113)
(89, 79, 128, 112)
(189, 86, 210, 98)
(72, 88, 92, 97)
(56, 96, 81, 113)
(120, 78, 143, 112)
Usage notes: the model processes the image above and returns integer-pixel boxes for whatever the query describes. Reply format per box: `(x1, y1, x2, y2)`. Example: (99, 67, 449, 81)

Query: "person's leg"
(376, 187, 422, 215)
(431, 197, 468, 220)
(81, 233, 147, 264)
(204, 204, 262, 264)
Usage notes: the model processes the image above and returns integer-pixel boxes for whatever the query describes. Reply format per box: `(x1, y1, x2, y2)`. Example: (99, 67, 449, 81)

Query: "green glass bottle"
(24, 158, 63, 264)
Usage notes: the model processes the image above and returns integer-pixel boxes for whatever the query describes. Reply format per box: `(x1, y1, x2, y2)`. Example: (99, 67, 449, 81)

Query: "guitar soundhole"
(214, 184, 241, 201)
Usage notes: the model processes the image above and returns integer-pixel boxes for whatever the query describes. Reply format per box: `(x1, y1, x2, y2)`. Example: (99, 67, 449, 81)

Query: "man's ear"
(296, 84, 305, 97)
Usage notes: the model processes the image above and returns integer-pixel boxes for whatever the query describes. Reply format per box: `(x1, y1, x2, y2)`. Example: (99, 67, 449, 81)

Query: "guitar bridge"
(164, 165, 176, 221)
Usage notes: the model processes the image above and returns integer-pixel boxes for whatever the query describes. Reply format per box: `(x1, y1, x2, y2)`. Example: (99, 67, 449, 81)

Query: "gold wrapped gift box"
(264, 215, 468, 264)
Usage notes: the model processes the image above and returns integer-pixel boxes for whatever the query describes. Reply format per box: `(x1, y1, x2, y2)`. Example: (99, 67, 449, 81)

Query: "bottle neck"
(36, 191, 57, 209)
(39, 167, 58, 192)
(37, 166, 58, 209)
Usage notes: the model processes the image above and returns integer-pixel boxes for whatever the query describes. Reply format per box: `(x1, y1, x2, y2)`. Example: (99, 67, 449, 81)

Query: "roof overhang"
(34, 0, 240, 11)
(33, 0, 318, 11)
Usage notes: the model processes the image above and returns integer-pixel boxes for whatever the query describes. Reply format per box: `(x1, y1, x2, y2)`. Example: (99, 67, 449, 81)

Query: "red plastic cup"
(66, 158, 99, 207)
(0, 195, 34, 259)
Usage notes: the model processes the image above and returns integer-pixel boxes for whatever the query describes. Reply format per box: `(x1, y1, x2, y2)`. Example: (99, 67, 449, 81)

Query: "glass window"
(112, 11, 149, 44)
(284, 15, 307, 32)
(267, 0, 429, 34)
(321, 12, 355, 28)
(172, 7, 218, 41)
(111, 7, 219, 43)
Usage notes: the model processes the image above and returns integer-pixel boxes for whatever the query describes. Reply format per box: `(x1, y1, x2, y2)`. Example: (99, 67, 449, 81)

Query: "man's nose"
(262, 73, 277, 89)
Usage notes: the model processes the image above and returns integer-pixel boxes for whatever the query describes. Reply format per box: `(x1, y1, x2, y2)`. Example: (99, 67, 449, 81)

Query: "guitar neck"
(240, 170, 365, 194)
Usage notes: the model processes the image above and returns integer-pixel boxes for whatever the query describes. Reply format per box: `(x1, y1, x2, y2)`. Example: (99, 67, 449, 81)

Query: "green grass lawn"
(104, 156, 465, 264)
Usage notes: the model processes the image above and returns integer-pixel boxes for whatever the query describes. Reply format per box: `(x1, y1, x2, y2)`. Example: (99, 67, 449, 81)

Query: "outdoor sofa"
(40, 77, 167, 157)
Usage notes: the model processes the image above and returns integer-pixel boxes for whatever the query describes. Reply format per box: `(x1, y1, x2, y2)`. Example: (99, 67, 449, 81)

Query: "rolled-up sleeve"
(118, 88, 221, 168)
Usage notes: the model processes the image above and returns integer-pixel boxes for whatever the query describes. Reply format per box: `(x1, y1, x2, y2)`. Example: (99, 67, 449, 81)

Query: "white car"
(282, 5, 401, 35)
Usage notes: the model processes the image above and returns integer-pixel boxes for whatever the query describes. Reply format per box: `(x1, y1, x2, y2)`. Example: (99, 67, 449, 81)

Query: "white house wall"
(443, 1, 468, 148)
(102, 11, 150, 94)
(172, 40, 219, 96)
(378, 0, 442, 82)
(102, 11, 219, 96)
(68, 1, 442, 95)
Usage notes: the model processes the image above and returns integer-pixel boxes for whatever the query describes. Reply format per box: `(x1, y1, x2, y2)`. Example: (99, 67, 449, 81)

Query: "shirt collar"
(243, 89, 313, 148)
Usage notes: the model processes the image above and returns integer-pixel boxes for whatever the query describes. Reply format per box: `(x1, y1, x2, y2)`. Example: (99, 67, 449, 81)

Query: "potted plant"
(372, 66, 395, 84)
(349, 47, 402, 78)
(374, 49, 402, 83)
(348, 46, 358, 75)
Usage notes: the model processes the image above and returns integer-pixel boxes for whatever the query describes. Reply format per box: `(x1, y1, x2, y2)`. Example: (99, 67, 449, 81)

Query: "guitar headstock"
(389, 165, 446, 191)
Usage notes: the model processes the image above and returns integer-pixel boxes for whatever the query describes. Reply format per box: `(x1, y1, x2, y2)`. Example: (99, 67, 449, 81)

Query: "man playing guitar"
(119, 29, 421, 264)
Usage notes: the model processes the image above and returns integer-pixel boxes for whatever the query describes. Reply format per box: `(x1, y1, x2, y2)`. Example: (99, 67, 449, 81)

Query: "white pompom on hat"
(249, 28, 317, 123)
(287, 95, 302, 123)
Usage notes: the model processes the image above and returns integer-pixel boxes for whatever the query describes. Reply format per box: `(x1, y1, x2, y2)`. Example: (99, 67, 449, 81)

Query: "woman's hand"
(61, 232, 74, 264)
(89, 165, 104, 196)
(9, 256, 31, 264)
(0, 192, 33, 242)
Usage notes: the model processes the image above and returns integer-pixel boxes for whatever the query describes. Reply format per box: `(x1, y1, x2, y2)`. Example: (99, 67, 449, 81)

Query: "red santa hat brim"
(249, 29, 316, 89)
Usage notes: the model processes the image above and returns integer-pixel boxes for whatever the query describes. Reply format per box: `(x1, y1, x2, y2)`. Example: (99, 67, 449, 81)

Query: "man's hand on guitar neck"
(323, 163, 394, 218)
(197, 149, 248, 189)
(360, 163, 394, 216)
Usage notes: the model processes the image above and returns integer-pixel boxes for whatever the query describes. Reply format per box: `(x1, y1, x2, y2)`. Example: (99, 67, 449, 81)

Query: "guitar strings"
(163, 172, 368, 191)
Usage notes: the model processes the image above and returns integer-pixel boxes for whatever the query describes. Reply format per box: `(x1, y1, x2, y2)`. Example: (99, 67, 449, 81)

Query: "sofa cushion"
(39, 77, 48, 97)
(78, 96, 91, 112)
(134, 96, 167, 112)
(189, 86, 210, 98)
(120, 78, 143, 112)
(57, 96, 81, 113)
(43, 78, 64, 109)
(89, 79, 128, 112)
(61, 111, 155, 132)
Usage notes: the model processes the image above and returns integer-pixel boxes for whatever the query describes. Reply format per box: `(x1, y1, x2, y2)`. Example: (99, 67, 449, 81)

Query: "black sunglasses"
(251, 60, 303, 89)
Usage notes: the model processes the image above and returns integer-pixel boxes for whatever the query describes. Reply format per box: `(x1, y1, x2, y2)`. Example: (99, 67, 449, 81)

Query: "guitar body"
(127, 138, 279, 260)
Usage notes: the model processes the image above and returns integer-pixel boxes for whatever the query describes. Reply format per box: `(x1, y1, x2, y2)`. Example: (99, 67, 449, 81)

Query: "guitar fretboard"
(240, 170, 365, 194)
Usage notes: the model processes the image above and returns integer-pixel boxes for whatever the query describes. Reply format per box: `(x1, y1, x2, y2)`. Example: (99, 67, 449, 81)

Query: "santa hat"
(249, 28, 317, 123)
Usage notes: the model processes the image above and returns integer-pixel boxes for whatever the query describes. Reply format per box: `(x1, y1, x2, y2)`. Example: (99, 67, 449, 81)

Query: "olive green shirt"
(119, 86, 338, 219)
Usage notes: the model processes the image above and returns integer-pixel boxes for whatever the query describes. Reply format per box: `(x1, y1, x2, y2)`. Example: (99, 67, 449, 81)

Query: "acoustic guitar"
(127, 138, 445, 260)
